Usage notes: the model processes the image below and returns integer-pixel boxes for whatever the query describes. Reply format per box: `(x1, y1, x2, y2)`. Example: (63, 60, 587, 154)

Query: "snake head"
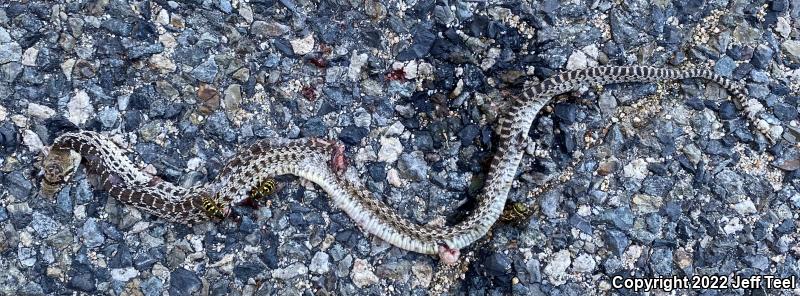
(41, 147, 80, 198)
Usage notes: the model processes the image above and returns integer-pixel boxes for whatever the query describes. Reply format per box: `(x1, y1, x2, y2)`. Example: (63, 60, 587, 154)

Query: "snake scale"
(42, 66, 776, 264)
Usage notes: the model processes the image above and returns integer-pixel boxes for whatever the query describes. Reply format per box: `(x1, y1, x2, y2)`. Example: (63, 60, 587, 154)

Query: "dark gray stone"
(338, 126, 368, 145)
(169, 268, 201, 296)
(205, 111, 236, 143)
(396, 152, 429, 181)
(713, 56, 736, 77)
(191, 58, 218, 83)
(773, 103, 798, 121)
(140, 277, 163, 296)
(31, 212, 60, 238)
(67, 264, 96, 292)
(641, 175, 674, 196)
(101, 18, 132, 36)
(79, 218, 105, 248)
(599, 207, 634, 231)
(650, 248, 673, 275)
(484, 253, 511, 277)
(234, 260, 267, 282)
(718, 101, 738, 120)
(3, 171, 32, 200)
(604, 230, 630, 256)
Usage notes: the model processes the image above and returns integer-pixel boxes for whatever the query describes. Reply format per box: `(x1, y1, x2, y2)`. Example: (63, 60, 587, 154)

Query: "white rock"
(776, 17, 791, 38)
(544, 250, 571, 286)
(61, 59, 76, 80)
(347, 51, 369, 81)
(732, 198, 757, 215)
(110, 268, 139, 282)
(149, 53, 176, 73)
(350, 259, 379, 288)
(384, 121, 405, 136)
(566, 50, 588, 70)
(21, 47, 38, 66)
(571, 253, 596, 273)
(309, 251, 331, 274)
(238, 3, 254, 24)
(27, 103, 56, 119)
(378, 137, 402, 163)
(67, 90, 94, 126)
(271, 262, 308, 279)
(723, 217, 743, 234)
(783, 40, 800, 61)
(404, 60, 418, 79)
(0, 104, 8, 121)
(622, 159, 648, 180)
(290, 34, 315, 55)
(0, 27, 10, 43)
(186, 157, 204, 171)
(156, 9, 170, 26)
(22, 130, 44, 153)
(386, 168, 402, 187)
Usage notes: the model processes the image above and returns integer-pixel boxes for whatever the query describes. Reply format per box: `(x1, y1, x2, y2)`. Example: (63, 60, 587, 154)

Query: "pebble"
(0, 121, 18, 152)
(0, 40, 21, 64)
(650, 248, 673, 275)
(309, 251, 331, 274)
(377, 137, 403, 163)
(543, 250, 571, 286)
(290, 35, 315, 55)
(97, 107, 120, 129)
(190, 57, 218, 83)
(79, 218, 105, 248)
(622, 159, 648, 180)
(713, 56, 736, 76)
(110, 268, 138, 282)
(571, 253, 596, 273)
(27, 102, 55, 119)
(168, 269, 201, 296)
(222, 84, 242, 111)
(604, 230, 630, 256)
(31, 212, 61, 238)
(350, 259, 379, 288)
(751, 44, 773, 69)
(632, 194, 663, 214)
(67, 90, 95, 126)
(396, 152, 428, 181)
(484, 253, 511, 276)
(732, 199, 757, 215)
(773, 103, 797, 121)
(348, 52, 369, 81)
(140, 277, 163, 296)
(251, 20, 289, 38)
(67, 265, 96, 292)
(3, 170, 32, 199)
(339, 126, 368, 145)
(782, 40, 800, 61)
(271, 262, 308, 279)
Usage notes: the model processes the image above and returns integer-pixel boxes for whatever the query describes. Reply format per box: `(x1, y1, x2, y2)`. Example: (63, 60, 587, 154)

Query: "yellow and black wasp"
(250, 178, 279, 201)
(202, 195, 226, 220)
(499, 202, 533, 224)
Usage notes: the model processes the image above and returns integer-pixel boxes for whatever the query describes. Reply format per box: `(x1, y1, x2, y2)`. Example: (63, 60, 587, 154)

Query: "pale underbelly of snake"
(42, 66, 777, 264)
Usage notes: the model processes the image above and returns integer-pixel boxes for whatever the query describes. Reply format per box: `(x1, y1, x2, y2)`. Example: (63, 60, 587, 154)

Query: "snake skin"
(43, 66, 776, 262)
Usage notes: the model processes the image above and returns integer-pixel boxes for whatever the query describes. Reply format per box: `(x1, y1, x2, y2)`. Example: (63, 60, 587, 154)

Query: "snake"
(42, 66, 776, 264)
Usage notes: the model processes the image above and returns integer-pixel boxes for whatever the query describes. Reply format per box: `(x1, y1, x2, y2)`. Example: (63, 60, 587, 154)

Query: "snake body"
(43, 66, 774, 263)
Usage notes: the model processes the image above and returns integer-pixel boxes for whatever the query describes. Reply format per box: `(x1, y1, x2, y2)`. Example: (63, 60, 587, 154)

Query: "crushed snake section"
(41, 66, 782, 264)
